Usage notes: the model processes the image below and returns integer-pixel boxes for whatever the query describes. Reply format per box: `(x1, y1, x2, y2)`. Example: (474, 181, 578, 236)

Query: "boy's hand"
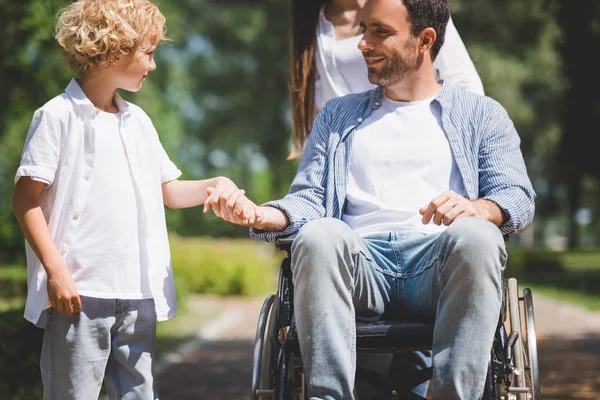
(203, 177, 239, 216)
(46, 259, 81, 316)
(204, 186, 263, 227)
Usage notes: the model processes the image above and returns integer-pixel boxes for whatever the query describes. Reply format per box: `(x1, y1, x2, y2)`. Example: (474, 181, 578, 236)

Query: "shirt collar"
(371, 80, 453, 110)
(433, 80, 454, 109)
(64, 78, 131, 118)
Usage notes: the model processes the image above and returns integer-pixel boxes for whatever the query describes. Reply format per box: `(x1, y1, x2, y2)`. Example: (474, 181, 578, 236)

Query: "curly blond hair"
(55, 0, 167, 72)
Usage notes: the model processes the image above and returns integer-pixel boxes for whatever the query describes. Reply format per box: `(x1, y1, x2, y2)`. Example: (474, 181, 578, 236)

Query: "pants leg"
(40, 297, 113, 400)
(103, 298, 158, 400)
(291, 218, 395, 400)
(398, 218, 506, 400)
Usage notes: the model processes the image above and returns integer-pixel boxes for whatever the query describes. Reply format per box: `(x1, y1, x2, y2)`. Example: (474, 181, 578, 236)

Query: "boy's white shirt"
(15, 78, 182, 324)
(68, 110, 152, 300)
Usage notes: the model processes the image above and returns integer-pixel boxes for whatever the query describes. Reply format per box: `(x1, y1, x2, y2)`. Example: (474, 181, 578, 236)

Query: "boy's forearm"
(162, 177, 222, 209)
(253, 206, 289, 232)
(12, 198, 64, 273)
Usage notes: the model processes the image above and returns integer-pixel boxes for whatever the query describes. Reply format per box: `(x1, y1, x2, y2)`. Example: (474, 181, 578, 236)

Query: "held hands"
(46, 259, 81, 316)
(203, 178, 262, 227)
(419, 190, 485, 226)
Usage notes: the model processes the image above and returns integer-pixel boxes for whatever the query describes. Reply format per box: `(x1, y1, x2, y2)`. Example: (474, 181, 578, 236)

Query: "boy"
(11, 0, 258, 398)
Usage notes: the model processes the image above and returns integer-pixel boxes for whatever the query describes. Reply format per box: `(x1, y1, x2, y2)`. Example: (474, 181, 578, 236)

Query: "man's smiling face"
(358, 0, 421, 87)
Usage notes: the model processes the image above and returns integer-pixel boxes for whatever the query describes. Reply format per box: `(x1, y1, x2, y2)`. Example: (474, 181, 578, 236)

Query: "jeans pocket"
(401, 255, 442, 279)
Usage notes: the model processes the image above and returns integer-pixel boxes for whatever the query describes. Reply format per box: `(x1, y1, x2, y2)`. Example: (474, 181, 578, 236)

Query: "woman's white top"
(315, 8, 484, 110)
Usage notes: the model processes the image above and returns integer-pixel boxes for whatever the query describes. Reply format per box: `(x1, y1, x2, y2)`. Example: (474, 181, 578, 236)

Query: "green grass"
(517, 281, 600, 311)
(507, 248, 600, 311)
(559, 250, 600, 270)
(0, 265, 28, 302)
(169, 235, 281, 301)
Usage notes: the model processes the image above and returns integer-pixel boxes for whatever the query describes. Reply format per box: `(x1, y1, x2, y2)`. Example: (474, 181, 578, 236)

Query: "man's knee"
(291, 218, 356, 279)
(445, 217, 505, 248)
(292, 218, 354, 255)
(443, 217, 506, 271)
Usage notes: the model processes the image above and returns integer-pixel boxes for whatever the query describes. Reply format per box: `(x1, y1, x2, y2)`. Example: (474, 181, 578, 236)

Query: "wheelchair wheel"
(503, 278, 540, 400)
(260, 295, 283, 397)
(251, 294, 277, 400)
(522, 288, 540, 399)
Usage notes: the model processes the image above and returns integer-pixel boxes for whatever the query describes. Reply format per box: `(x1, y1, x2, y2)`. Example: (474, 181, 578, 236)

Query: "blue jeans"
(38, 297, 158, 400)
(290, 217, 506, 400)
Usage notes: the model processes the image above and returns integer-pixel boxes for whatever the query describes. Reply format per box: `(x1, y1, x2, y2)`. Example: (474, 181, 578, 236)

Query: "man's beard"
(366, 40, 419, 87)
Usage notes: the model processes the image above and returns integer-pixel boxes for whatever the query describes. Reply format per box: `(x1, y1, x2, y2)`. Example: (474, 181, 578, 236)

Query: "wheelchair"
(250, 235, 541, 400)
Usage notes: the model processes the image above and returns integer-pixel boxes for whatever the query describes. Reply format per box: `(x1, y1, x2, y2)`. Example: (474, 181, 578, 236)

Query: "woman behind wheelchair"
(206, 0, 539, 398)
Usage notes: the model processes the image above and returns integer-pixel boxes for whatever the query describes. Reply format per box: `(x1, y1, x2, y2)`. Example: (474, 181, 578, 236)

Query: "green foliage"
(0, 309, 44, 400)
(507, 248, 564, 275)
(0, 265, 28, 299)
(2, 0, 600, 258)
(507, 248, 600, 311)
(170, 235, 280, 301)
(0, 0, 73, 261)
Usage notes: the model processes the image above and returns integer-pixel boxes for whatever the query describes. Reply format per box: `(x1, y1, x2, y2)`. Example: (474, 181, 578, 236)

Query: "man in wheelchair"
(207, 0, 535, 398)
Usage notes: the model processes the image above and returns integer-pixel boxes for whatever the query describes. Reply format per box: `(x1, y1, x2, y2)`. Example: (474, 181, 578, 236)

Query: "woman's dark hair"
(289, 0, 325, 159)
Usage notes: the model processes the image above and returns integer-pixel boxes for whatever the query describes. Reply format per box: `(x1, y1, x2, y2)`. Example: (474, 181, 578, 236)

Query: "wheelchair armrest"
(275, 234, 297, 252)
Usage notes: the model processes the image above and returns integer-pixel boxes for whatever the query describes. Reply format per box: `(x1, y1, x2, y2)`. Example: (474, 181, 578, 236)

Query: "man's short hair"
(55, 0, 167, 72)
(402, 0, 450, 59)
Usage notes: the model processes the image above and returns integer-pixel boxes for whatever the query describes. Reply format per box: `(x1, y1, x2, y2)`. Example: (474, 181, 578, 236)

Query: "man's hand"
(419, 190, 505, 227)
(204, 185, 262, 227)
(203, 177, 288, 231)
(46, 258, 81, 316)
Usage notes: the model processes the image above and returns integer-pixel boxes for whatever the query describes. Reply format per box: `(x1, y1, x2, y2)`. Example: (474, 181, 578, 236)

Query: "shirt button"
(357, 118, 363, 123)
(60, 245, 68, 256)
(73, 211, 81, 220)
(84, 172, 91, 181)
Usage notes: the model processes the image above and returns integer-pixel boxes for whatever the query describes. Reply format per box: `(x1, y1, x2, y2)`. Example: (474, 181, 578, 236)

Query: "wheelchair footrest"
(356, 320, 434, 352)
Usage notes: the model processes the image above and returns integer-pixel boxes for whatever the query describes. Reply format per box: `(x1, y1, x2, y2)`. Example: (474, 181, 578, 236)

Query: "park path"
(155, 293, 600, 399)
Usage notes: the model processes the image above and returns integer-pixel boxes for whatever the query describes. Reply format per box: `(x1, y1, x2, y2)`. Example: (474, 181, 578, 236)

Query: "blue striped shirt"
(251, 83, 535, 241)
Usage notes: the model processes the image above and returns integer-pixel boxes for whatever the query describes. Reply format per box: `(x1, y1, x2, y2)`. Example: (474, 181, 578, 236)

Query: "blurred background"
(1, 0, 599, 399)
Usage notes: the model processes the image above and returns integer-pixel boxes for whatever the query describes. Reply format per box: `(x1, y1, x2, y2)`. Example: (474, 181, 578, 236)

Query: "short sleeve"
(15, 109, 62, 186)
(143, 115, 182, 184)
(156, 140, 182, 184)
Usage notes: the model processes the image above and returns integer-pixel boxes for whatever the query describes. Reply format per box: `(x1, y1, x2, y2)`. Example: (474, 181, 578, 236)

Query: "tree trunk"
(567, 177, 581, 249)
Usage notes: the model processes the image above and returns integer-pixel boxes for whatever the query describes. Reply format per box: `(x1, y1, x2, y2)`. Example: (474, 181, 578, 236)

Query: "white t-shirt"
(15, 79, 182, 324)
(341, 93, 465, 235)
(67, 110, 152, 299)
(315, 8, 484, 110)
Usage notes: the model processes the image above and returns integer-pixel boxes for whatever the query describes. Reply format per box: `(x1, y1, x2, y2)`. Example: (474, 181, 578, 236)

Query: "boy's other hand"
(204, 186, 263, 227)
(46, 259, 81, 316)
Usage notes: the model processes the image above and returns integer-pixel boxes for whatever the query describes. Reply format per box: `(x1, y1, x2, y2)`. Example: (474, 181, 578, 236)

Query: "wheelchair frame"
(251, 236, 541, 400)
